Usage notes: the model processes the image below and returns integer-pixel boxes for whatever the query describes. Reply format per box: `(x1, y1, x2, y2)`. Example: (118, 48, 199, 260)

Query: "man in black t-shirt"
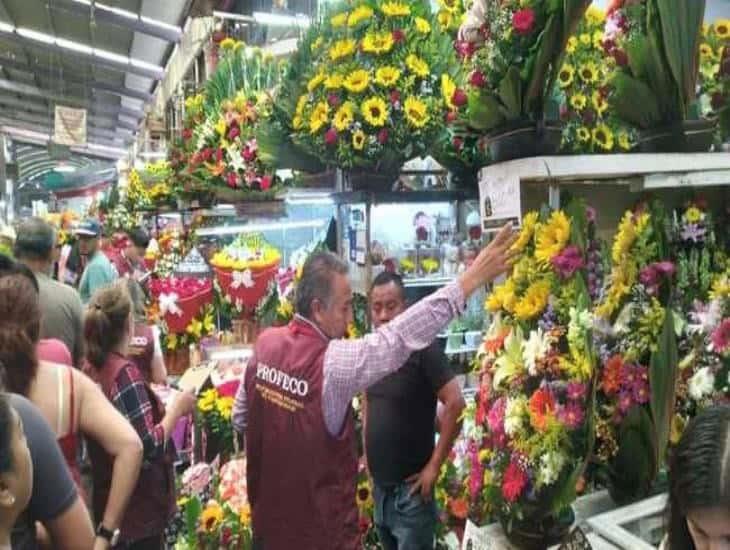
(364, 273, 466, 550)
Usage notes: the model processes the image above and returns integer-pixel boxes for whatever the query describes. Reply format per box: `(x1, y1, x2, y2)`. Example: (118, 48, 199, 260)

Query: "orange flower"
(601, 355, 623, 395)
(205, 161, 226, 177)
(529, 387, 555, 431)
(484, 328, 510, 354)
(449, 497, 469, 519)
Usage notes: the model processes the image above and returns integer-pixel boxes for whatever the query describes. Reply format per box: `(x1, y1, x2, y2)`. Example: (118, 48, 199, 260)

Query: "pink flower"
(377, 128, 389, 144)
(711, 319, 730, 354)
(445, 110, 457, 123)
(502, 461, 528, 502)
(454, 40, 477, 60)
(566, 382, 587, 401)
(242, 141, 258, 162)
(182, 128, 192, 141)
(181, 462, 212, 495)
(551, 245, 584, 279)
(327, 93, 340, 107)
(390, 90, 401, 105)
(487, 397, 506, 436)
(512, 8, 536, 35)
(325, 128, 338, 146)
(618, 391, 634, 413)
(558, 403, 585, 429)
(452, 89, 468, 108)
(227, 124, 240, 141)
(469, 70, 487, 88)
(654, 261, 676, 276)
(226, 172, 239, 188)
(260, 175, 272, 191)
(392, 29, 405, 43)
(452, 137, 464, 151)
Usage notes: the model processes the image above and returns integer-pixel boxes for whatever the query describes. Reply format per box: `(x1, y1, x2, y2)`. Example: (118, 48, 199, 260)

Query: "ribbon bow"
(231, 269, 254, 289)
(159, 293, 183, 317)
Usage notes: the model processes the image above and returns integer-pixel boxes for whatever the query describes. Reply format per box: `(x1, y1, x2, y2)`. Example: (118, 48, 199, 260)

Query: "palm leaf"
(498, 66, 523, 120)
(610, 72, 662, 128)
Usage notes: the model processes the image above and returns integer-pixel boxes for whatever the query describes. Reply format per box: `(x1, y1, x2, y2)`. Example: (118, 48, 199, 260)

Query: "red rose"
(242, 146, 256, 162)
(216, 147, 224, 162)
(202, 148, 213, 161)
(226, 172, 238, 189)
(512, 8, 536, 35)
(445, 110, 457, 123)
(227, 125, 240, 141)
(260, 175, 272, 191)
(452, 89, 468, 107)
(559, 103, 570, 121)
(582, 109, 596, 125)
(455, 40, 476, 59)
(325, 128, 338, 146)
(452, 137, 464, 151)
(327, 93, 340, 107)
(392, 29, 405, 43)
(212, 30, 226, 43)
(469, 70, 487, 88)
(182, 128, 192, 141)
(390, 90, 401, 105)
(220, 526, 233, 545)
(613, 49, 629, 67)
(377, 128, 389, 144)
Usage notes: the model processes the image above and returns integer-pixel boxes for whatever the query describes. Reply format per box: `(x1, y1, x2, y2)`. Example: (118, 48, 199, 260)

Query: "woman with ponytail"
(0, 259, 143, 550)
(667, 405, 730, 549)
(84, 283, 195, 550)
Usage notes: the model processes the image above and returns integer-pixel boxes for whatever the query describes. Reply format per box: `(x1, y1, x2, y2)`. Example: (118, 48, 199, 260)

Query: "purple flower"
(538, 304, 558, 332)
(639, 265, 659, 288)
(551, 245, 585, 279)
(654, 261, 676, 277)
(681, 223, 707, 243)
(566, 382, 587, 401)
(632, 380, 650, 405)
(487, 397, 506, 436)
(618, 391, 634, 413)
(558, 402, 585, 429)
(586, 206, 597, 223)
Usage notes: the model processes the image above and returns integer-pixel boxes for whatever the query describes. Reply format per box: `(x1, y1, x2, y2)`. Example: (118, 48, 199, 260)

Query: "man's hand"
(92, 537, 111, 550)
(459, 222, 518, 298)
(406, 461, 440, 502)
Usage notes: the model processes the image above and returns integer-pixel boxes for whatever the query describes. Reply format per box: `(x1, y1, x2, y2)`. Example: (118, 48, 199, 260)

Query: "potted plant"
(604, 0, 713, 152)
(458, 0, 591, 162)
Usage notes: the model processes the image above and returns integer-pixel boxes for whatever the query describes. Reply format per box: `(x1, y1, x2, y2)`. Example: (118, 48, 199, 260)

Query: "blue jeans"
(373, 481, 436, 550)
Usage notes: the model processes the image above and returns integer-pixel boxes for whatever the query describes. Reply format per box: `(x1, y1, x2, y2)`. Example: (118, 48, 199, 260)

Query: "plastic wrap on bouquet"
(151, 277, 214, 334)
(214, 262, 279, 316)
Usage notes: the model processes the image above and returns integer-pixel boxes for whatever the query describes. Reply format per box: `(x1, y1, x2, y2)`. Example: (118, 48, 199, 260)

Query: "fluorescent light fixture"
(140, 15, 181, 33)
(130, 58, 163, 72)
(53, 164, 77, 173)
(87, 142, 128, 156)
(71, 0, 91, 5)
(213, 10, 255, 23)
(252, 11, 310, 27)
(0, 21, 14, 33)
(94, 47, 132, 65)
(196, 219, 328, 237)
(17, 27, 54, 44)
(96, 2, 137, 20)
(138, 151, 167, 159)
(56, 37, 93, 54)
(285, 191, 334, 205)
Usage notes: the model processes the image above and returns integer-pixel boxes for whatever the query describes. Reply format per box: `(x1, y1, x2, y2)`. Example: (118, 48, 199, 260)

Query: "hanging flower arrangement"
(558, 6, 637, 153)
(698, 19, 730, 143)
(467, 202, 597, 540)
(290, 0, 454, 173)
(149, 277, 214, 334)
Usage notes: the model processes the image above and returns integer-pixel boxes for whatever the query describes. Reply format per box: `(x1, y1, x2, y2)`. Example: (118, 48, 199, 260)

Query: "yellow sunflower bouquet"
(290, 0, 455, 173)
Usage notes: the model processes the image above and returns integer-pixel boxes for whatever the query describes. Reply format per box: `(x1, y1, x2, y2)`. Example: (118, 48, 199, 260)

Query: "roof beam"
(0, 110, 130, 143)
(0, 28, 164, 80)
(0, 56, 152, 102)
(50, 0, 182, 43)
(0, 119, 127, 151)
(0, 78, 144, 124)
(0, 94, 135, 135)
(2, 124, 128, 160)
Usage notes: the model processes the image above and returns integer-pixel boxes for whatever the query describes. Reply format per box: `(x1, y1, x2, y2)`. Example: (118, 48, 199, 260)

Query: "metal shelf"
(402, 275, 455, 288)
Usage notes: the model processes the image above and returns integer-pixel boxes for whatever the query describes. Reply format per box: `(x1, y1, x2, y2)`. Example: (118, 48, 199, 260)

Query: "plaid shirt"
(233, 281, 465, 436)
(110, 365, 166, 461)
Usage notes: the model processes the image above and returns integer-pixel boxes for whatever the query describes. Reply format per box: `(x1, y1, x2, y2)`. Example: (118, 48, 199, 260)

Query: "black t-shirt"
(365, 342, 453, 487)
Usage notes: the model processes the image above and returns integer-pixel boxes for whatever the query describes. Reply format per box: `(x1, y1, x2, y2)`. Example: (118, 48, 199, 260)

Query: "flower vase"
(501, 507, 575, 550)
(486, 119, 563, 163)
(165, 348, 190, 376)
(635, 119, 717, 153)
(343, 169, 399, 192)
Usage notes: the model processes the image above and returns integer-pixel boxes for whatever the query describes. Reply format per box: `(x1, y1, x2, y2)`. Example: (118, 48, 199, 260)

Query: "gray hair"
(14, 217, 56, 262)
(295, 251, 348, 318)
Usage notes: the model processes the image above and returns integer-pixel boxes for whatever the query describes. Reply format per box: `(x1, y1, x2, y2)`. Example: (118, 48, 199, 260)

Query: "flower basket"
(214, 262, 280, 315)
(500, 507, 575, 550)
(296, 169, 337, 189)
(232, 199, 286, 217)
(165, 347, 190, 376)
(635, 119, 718, 153)
(343, 169, 399, 192)
(160, 285, 214, 334)
(485, 120, 563, 163)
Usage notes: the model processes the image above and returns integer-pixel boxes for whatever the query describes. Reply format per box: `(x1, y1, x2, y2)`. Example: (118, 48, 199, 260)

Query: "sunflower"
(201, 502, 224, 532)
(579, 62, 599, 84)
(292, 115, 303, 130)
(381, 1, 411, 16)
(566, 36, 578, 54)
(406, 54, 430, 77)
(361, 96, 389, 127)
(415, 17, 431, 34)
(618, 132, 631, 151)
(325, 74, 343, 89)
(593, 30, 604, 49)
(585, 5, 606, 26)
(352, 129, 366, 150)
(329, 39, 357, 61)
(437, 10, 453, 29)
(592, 91, 608, 116)
(362, 31, 395, 55)
(333, 102, 355, 131)
(307, 71, 326, 92)
(356, 481, 373, 509)
(534, 210, 571, 264)
(510, 211, 539, 253)
(309, 101, 329, 134)
(486, 279, 518, 313)
(310, 36, 324, 52)
(375, 66, 401, 87)
(570, 94, 588, 111)
(514, 280, 551, 321)
(437, 0, 459, 14)
(576, 126, 591, 143)
(592, 124, 615, 151)
(198, 389, 217, 413)
(700, 43, 715, 59)
(558, 64, 575, 88)
(216, 396, 234, 420)
(348, 5, 374, 26)
(344, 70, 370, 93)
(404, 96, 429, 128)
(685, 206, 703, 223)
(441, 73, 456, 109)
(714, 19, 730, 39)
(580, 33, 591, 46)
(331, 12, 348, 27)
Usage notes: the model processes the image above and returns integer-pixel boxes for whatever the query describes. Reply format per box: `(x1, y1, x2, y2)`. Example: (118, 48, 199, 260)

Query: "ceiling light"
(87, 143, 128, 156)
(196, 219, 327, 237)
(140, 15, 181, 33)
(70, 0, 91, 5)
(53, 164, 77, 173)
(130, 58, 162, 72)
(0, 21, 14, 33)
(16, 27, 54, 44)
(56, 37, 93, 55)
(95, 2, 137, 20)
(252, 11, 310, 27)
(94, 47, 132, 65)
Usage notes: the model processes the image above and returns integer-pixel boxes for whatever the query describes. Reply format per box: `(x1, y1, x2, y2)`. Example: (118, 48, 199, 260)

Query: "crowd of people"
(0, 216, 726, 550)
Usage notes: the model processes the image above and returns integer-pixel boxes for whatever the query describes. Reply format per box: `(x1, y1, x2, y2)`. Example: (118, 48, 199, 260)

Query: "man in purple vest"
(233, 223, 517, 550)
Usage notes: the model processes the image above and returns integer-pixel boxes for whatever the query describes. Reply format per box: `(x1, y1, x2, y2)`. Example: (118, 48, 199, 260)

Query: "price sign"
(478, 173, 522, 234)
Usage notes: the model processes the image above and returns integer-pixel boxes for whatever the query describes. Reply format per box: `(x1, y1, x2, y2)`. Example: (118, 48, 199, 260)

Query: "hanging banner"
(478, 173, 522, 234)
(54, 105, 87, 146)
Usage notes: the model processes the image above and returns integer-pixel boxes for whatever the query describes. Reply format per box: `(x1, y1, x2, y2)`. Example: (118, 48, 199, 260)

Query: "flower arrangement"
(211, 234, 281, 316)
(176, 459, 252, 550)
(604, 0, 707, 131)
(558, 6, 636, 153)
(125, 169, 152, 210)
(290, 0, 455, 174)
(434, 434, 471, 541)
(150, 230, 186, 278)
(161, 305, 216, 352)
(197, 387, 236, 459)
(459, 0, 590, 133)
(149, 277, 214, 334)
(103, 203, 142, 235)
(698, 19, 730, 142)
(593, 202, 679, 504)
(470, 202, 597, 539)
(142, 160, 175, 208)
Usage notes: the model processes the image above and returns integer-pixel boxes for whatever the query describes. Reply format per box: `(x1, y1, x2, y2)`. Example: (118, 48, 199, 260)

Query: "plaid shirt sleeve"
(110, 365, 167, 461)
(322, 281, 466, 436)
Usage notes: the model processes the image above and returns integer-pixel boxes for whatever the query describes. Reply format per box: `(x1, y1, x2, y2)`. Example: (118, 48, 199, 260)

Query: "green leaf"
(654, 0, 706, 109)
(646, 0, 682, 120)
(649, 302, 679, 471)
(498, 67, 523, 120)
(524, 14, 561, 113)
(610, 72, 662, 129)
(468, 90, 505, 131)
(609, 406, 657, 504)
(185, 496, 202, 545)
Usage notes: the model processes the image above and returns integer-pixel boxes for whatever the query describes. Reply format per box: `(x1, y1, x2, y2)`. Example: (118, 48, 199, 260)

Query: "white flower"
(538, 452, 566, 487)
(688, 300, 723, 335)
(504, 397, 526, 436)
(568, 307, 593, 340)
(227, 143, 247, 173)
(523, 328, 551, 376)
(688, 367, 715, 401)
